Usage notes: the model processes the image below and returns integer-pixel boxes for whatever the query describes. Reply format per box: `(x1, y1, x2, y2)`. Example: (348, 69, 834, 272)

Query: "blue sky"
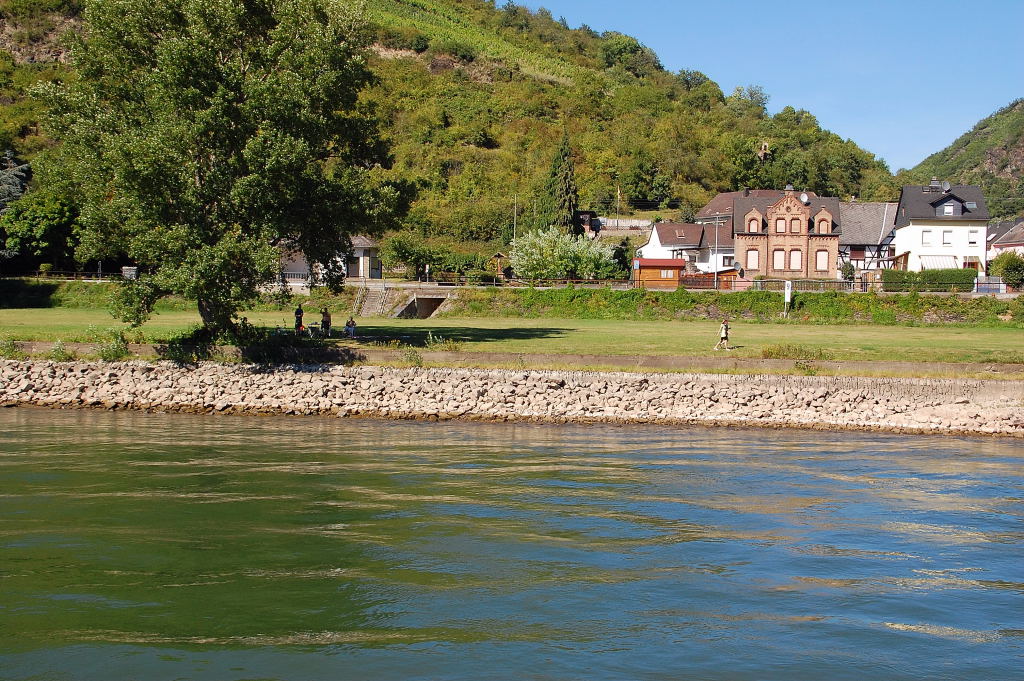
(518, 0, 1024, 172)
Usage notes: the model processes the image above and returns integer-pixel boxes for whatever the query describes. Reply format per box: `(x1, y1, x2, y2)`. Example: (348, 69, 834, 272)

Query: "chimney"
(784, 183, 794, 195)
(929, 177, 941, 191)
(743, 187, 750, 197)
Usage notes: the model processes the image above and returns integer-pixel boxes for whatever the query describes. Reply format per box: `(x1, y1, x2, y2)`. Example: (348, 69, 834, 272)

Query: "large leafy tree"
(38, 0, 409, 333)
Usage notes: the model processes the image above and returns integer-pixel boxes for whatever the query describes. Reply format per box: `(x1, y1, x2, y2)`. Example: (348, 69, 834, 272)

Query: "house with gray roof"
(891, 178, 989, 272)
(280, 235, 381, 286)
(838, 201, 897, 270)
(992, 219, 1024, 257)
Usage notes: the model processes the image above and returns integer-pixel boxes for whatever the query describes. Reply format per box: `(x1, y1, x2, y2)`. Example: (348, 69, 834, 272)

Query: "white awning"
(919, 255, 958, 269)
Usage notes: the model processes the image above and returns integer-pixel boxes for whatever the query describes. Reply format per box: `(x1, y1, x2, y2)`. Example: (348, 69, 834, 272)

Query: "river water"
(1, 408, 1022, 680)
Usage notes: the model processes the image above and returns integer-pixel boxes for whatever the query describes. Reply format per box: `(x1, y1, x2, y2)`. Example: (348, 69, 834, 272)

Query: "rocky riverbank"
(1, 359, 1021, 436)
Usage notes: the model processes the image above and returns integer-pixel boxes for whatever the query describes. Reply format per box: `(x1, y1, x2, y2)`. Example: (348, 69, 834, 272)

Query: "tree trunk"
(197, 296, 236, 338)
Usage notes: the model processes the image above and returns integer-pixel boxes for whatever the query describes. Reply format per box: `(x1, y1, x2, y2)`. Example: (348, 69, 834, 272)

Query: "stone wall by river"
(1, 360, 1021, 436)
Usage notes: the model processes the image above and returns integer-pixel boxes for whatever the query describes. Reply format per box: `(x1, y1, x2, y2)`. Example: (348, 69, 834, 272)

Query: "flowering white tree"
(509, 227, 616, 280)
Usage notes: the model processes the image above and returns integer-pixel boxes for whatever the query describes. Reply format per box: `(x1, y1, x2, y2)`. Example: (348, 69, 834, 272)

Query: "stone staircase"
(358, 285, 387, 317)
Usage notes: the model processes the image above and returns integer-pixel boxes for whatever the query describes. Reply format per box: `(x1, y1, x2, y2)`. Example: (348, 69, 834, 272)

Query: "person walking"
(294, 303, 304, 335)
(320, 307, 332, 337)
(713, 318, 730, 351)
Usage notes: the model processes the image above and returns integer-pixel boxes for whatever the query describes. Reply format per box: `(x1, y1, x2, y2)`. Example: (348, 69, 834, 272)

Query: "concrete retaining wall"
(2, 360, 1021, 437)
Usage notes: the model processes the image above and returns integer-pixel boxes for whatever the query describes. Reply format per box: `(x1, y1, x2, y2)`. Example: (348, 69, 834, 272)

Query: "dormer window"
(748, 218, 758, 233)
(943, 204, 954, 216)
(965, 202, 977, 210)
(818, 219, 829, 234)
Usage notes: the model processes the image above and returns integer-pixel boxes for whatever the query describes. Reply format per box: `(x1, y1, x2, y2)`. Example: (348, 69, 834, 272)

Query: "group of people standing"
(293, 304, 357, 338)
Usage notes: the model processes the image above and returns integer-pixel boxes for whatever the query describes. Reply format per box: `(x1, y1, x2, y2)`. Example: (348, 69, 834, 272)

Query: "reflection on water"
(1, 408, 1022, 681)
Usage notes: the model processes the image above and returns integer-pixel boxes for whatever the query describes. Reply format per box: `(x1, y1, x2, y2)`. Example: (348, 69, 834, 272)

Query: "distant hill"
(0, 0, 900, 251)
(908, 99, 1024, 220)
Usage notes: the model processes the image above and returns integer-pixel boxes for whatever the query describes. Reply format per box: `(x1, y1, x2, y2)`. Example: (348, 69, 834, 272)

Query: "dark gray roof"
(839, 202, 896, 245)
(994, 221, 1024, 247)
(894, 184, 989, 227)
(732, 192, 841, 235)
(988, 218, 1024, 245)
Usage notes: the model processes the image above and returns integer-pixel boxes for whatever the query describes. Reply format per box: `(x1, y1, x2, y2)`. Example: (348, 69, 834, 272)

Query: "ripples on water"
(0, 408, 1022, 680)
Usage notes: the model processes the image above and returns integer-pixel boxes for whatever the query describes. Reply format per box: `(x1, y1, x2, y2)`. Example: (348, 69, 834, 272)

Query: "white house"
(280, 235, 381, 286)
(635, 222, 734, 273)
(890, 179, 989, 272)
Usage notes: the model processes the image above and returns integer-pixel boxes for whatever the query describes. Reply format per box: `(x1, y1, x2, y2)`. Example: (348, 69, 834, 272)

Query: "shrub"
(401, 347, 424, 367)
(989, 252, 1024, 288)
(0, 338, 26, 359)
(97, 332, 130, 361)
(46, 339, 75, 362)
(433, 39, 476, 62)
(424, 331, 462, 352)
(378, 26, 429, 52)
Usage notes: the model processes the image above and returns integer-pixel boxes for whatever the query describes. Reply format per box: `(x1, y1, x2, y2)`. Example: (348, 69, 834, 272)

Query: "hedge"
(881, 268, 977, 292)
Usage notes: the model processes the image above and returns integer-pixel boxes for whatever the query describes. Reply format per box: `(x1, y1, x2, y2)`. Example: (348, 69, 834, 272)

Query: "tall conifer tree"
(544, 133, 580, 235)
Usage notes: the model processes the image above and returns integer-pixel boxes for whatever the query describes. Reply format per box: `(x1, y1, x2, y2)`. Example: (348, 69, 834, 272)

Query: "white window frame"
(722, 256, 734, 267)
(942, 230, 953, 246)
(660, 269, 674, 279)
(775, 218, 786, 233)
(921, 230, 932, 246)
(815, 250, 828, 271)
(790, 218, 801, 234)
(968, 230, 979, 246)
(789, 249, 802, 270)
(746, 249, 759, 269)
(943, 203, 954, 216)
(773, 249, 785, 271)
(748, 218, 759, 233)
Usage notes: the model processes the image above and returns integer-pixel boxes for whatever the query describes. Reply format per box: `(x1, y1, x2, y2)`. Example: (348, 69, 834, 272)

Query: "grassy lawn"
(1, 308, 1021, 365)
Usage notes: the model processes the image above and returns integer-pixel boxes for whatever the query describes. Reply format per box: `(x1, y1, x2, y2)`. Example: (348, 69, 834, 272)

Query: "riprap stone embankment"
(1, 360, 1021, 436)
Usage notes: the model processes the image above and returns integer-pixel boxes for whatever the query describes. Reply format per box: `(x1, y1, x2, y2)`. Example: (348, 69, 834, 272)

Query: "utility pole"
(713, 212, 720, 290)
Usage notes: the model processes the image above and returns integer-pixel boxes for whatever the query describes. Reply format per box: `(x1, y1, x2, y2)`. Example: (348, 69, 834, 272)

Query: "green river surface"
(1, 408, 1022, 680)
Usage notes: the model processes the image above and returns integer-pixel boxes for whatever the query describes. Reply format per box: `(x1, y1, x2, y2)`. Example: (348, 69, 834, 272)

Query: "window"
(773, 249, 785, 271)
(965, 201, 977, 210)
(942, 230, 953, 246)
(723, 256, 734, 267)
(921, 230, 932, 246)
(818, 219, 829, 234)
(790, 218, 800, 233)
(789, 250, 802, 270)
(943, 204, 954, 216)
(748, 218, 759, 233)
(968, 230, 979, 245)
(775, 218, 786, 233)
(815, 250, 828, 271)
(746, 249, 759, 269)
(660, 270, 674, 279)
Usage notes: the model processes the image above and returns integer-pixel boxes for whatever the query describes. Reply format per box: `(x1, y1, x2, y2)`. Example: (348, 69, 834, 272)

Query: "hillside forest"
(0, 0, 1018, 274)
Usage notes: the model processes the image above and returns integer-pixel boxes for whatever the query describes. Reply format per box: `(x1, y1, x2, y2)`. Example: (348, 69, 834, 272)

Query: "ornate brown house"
(733, 186, 841, 279)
